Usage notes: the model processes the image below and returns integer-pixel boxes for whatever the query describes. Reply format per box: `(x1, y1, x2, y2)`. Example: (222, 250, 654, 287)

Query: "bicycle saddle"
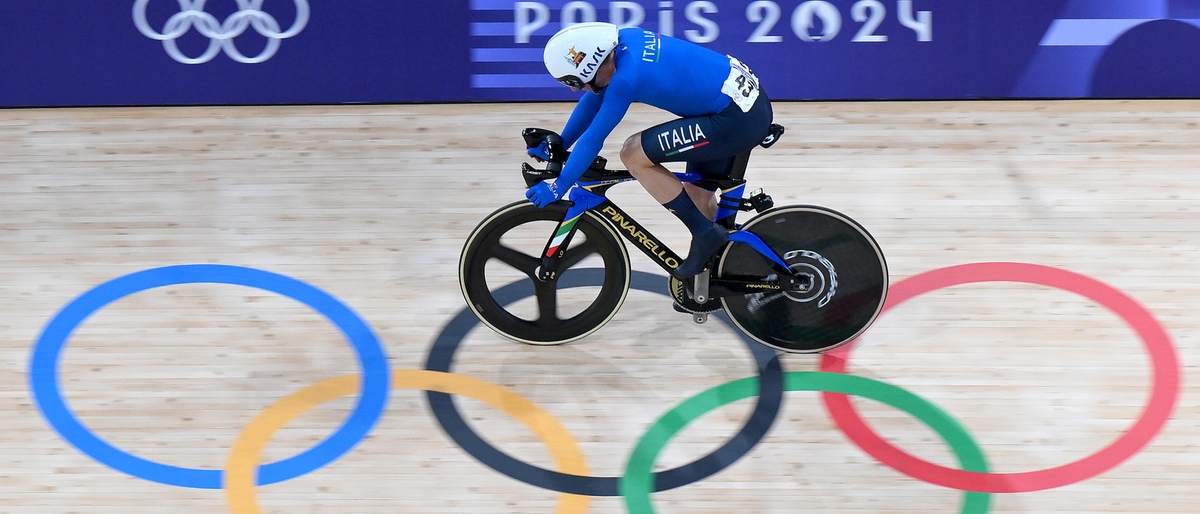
(760, 123, 784, 148)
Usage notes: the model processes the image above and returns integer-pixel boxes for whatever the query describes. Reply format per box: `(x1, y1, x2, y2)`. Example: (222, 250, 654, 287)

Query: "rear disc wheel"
(718, 205, 888, 353)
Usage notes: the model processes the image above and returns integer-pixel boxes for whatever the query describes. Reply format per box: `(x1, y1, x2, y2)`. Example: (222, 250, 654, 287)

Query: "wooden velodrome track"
(1, 99, 1197, 513)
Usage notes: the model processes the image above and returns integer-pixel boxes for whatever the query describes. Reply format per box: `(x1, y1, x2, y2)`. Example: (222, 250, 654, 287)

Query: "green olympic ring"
(621, 370, 992, 514)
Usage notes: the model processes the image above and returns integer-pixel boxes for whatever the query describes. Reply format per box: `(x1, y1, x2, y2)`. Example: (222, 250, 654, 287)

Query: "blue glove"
(525, 181, 564, 208)
(527, 141, 551, 161)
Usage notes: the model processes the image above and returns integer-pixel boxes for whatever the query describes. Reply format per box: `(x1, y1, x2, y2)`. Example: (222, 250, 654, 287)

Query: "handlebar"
(522, 155, 610, 188)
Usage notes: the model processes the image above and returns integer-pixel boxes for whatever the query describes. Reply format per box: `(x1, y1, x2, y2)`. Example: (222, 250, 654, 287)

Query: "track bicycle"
(458, 125, 888, 353)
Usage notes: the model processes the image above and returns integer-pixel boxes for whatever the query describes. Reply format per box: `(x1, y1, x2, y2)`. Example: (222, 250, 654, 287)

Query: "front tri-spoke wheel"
(459, 201, 631, 344)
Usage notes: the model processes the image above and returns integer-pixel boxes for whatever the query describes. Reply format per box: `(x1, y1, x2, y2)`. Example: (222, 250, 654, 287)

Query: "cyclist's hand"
(527, 141, 551, 163)
(525, 181, 563, 208)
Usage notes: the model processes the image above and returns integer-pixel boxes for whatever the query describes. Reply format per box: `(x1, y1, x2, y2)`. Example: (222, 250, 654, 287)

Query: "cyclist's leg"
(617, 140, 718, 219)
(620, 137, 726, 278)
(684, 182, 718, 220)
(682, 158, 732, 220)
(618, 138, 681, 204)
(622, 95, 773, 278)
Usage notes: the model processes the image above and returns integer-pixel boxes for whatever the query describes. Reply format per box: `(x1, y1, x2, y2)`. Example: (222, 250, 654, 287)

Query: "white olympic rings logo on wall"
(133, 0, 309, 64)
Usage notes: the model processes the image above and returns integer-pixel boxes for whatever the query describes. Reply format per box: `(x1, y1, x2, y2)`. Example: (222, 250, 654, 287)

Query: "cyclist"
(525, 22, 773, 278)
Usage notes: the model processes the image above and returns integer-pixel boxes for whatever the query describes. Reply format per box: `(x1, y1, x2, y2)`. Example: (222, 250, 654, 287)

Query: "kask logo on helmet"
(578, 47, 605, 80)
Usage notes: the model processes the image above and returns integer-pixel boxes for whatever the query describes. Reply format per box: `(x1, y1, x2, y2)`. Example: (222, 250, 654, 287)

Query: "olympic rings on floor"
(621, 370, 992, 514)
(224, 370, 589, 514)
(819, 262, 1180, 493)
(28, 261, 1175, 510)
(425, 269, 785, 497)
(28, 264, 391, 489)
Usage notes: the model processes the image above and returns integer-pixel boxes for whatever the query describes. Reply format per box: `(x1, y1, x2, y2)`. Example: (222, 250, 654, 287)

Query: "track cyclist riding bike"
(526, 22, 772, 279)
(461, 22, 886, 352)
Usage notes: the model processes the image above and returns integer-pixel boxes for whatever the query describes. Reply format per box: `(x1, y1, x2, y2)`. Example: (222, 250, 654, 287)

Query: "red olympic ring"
(819, 262, 1180, 493)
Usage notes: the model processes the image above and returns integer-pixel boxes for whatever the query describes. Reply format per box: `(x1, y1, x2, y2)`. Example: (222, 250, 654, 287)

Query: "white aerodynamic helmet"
(543, 22, 619, 89)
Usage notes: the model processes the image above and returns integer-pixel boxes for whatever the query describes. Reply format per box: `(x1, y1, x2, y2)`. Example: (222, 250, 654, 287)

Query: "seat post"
(728, 123, 784, 181)
(727, 149, 753, 181)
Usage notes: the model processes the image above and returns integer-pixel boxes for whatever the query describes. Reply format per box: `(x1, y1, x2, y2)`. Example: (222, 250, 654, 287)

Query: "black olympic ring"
(424, 268, 784, 496)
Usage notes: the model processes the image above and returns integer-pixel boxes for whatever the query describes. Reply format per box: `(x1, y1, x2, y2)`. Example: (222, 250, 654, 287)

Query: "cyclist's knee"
(620, 133, 651, 171)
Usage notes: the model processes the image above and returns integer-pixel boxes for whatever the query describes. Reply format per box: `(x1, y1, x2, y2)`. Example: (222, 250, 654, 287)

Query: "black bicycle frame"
(528, 164, 809, 299)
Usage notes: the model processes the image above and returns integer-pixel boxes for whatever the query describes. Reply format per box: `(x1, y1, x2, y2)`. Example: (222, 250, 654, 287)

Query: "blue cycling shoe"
(672, 224, 728, 278)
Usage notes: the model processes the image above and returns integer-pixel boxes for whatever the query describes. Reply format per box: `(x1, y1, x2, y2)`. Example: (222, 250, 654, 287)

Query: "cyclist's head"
(543, 22, 619, 91)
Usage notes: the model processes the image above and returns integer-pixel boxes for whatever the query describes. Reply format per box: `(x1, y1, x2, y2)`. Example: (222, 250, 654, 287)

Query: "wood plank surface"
(1, 100, 1197, 513)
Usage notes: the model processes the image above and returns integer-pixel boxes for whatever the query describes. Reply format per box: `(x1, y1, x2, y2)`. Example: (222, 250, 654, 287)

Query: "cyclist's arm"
(560, 90, 603, 150)
(555, 82, 632, 189)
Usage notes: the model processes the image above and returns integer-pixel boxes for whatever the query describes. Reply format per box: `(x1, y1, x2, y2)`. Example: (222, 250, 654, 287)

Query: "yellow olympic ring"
(223, 369, 590, 514)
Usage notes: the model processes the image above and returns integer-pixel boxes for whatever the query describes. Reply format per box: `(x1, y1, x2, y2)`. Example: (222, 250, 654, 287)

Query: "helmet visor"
(555, 75, 586, 89)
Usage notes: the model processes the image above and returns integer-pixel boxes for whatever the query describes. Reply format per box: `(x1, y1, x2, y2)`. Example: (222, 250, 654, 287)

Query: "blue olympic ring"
(425, 268, 784, 496)
(28, 264, 390, 489)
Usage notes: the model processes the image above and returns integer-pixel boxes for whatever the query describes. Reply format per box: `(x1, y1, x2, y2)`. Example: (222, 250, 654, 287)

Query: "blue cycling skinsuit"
(556, 28, 773, 192)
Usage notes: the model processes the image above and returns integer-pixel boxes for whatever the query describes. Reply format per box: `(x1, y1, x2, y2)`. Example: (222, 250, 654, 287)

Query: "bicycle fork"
(535, 209, 584, 281)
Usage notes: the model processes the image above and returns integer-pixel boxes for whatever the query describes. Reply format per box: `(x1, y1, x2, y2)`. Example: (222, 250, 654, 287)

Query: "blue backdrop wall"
(3, 0, 1200, 107)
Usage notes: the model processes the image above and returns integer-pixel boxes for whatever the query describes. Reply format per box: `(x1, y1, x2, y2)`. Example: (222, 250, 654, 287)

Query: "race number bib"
(721, 56, 760, 113)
